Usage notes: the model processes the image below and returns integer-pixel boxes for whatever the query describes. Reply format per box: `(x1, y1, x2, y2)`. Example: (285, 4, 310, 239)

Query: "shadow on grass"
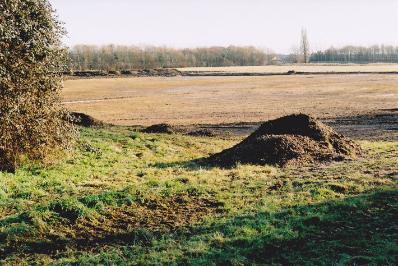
(174, 189, 398, 265)
(1, 189, 397, 265)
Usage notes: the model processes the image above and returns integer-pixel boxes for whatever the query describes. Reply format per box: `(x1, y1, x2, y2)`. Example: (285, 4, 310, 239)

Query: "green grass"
(0, 126, 397, 265)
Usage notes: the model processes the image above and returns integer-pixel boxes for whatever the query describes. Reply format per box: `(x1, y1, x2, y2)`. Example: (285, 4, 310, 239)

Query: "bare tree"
(68, 45, 276, 70)
(300, 28, 310, 63)
(289, 45, 301, 63)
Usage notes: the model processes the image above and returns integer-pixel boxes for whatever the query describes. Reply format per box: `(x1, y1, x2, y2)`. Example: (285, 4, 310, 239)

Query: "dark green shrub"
(0, 0, 75, 172)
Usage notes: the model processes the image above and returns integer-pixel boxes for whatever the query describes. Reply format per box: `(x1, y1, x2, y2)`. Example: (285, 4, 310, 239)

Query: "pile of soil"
(120, 70, 138, 75)
(66, 112, 103, 127)
(188, 129, 216, 137)
(206, 114, 361, 167)
(66, 68, 181, 78)
(108, 70, 121, 76)
(138, 68, 182, 77)
(143, 123, 175, 134)
(70, 70, 108, 77)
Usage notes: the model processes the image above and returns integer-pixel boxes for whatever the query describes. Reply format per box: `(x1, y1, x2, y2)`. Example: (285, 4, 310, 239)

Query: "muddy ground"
(150, 109, 398, 141)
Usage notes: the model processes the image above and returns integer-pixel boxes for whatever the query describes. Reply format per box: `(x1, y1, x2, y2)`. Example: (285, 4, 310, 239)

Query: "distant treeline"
(310, 45, 398, 63)
(68, 44, 398, 70)
(68, 45, 276, 71)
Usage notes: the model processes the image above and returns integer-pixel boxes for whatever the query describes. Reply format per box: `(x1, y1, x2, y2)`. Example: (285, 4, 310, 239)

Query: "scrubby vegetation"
(0, 126, 396, 264)
(0, 0, 74, 172)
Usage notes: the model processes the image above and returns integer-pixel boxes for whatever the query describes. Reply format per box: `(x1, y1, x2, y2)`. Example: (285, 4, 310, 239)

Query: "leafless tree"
(68, 45, 276, 71)
(300, 28, 310, 63)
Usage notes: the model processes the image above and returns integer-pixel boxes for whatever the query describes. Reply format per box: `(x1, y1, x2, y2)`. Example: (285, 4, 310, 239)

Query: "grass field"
(0, 126, 397, 264)
(62, 74, 398, 126)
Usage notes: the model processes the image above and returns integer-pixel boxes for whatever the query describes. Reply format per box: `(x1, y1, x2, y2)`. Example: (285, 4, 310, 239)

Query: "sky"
(50, 0, 398, 54)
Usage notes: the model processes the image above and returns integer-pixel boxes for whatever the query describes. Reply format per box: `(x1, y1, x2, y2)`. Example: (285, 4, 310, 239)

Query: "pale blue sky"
(50, 0, 398, 53)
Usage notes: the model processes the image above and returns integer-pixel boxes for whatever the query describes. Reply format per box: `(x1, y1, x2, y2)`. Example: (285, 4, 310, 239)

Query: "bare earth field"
(62, 74, 398, 140)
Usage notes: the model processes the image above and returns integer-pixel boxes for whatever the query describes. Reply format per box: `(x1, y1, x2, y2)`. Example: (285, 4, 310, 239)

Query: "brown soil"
(67, 68, 182, 79)
(66, 112, 103, 127)
(77, 195, 223, 239)
(187, 129, 216, 137)
(143, 123, 176, 134)
(142, 124, 217, 137)
(173, 108, 398, 141)
(108, 70, 121, 76)
(326, 109, 398, 141)
(68, 70, 108, 77)
(206, 114, 361, 167)
(67, 108, 397, 141)
(138, 68, 181, 77)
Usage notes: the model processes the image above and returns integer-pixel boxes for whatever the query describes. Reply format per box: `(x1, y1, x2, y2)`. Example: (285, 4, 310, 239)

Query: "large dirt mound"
(207, 114, 361, 167)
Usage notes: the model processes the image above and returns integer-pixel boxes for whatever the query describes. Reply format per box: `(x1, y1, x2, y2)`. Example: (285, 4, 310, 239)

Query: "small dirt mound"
(108, 70, 121, 76)
(143, 123, 175, 134)
(207, 114, 361, 167)
(138, 68, 181, 77)
(66, 112, 103, 127)
(120, 70, 138, 75)
(188, 129, 216, 137)
(72, 70, 108, 77)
